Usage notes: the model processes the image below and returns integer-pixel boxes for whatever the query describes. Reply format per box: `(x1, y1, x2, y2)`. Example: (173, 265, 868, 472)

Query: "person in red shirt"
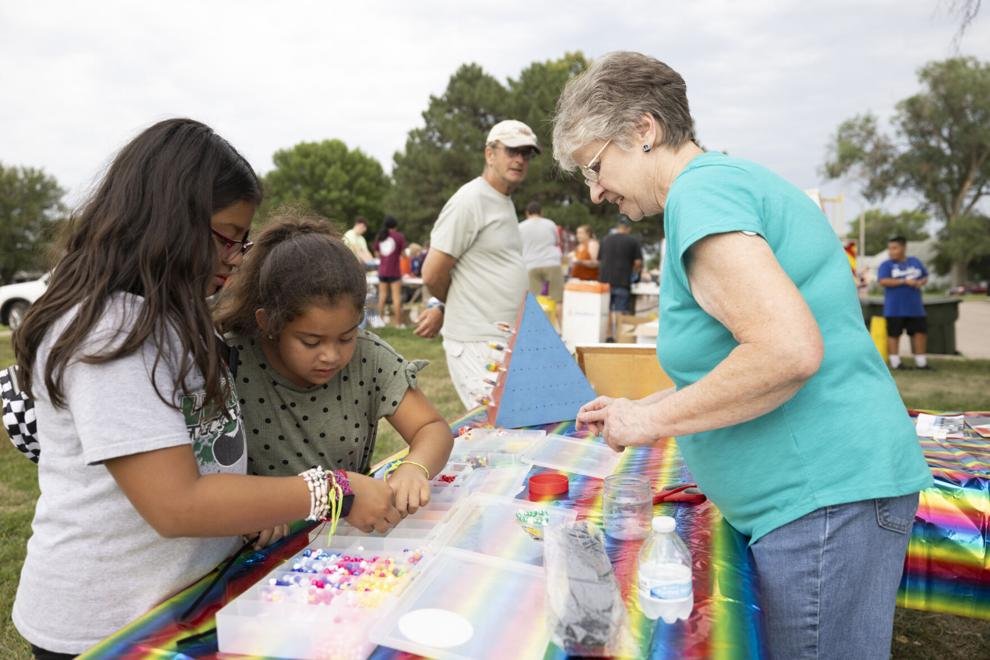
(373, 216, 407, 327)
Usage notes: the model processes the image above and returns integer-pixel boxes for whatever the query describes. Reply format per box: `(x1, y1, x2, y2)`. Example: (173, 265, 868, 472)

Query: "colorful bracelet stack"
(382, 459, 431, 481)
(299, 467, 352, 540)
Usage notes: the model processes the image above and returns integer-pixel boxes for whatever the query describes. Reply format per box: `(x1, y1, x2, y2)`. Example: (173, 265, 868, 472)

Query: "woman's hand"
(386, 464, 431, 515)
(244, 523, 290, 550)
(346, 473, 402, 533)
(577, 396, 661, 452)
(576, 396, 614, 435)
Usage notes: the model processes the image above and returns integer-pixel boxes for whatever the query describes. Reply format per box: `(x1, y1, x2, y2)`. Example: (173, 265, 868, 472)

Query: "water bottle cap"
(652, 516, 676, 533)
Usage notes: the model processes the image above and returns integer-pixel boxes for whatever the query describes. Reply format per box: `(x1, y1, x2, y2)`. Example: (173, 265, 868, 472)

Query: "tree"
(386, 64, 509, 241)
(505, 52, 619, 236)
(945, 0, 983, 47)
(824, 57, 990, 283)
(387, 53, 627, 243)
(0, 163, 66, 283)
(847, 209, 930, 256)
(261, 140, 391, 230)
(933, 213, 990, 276)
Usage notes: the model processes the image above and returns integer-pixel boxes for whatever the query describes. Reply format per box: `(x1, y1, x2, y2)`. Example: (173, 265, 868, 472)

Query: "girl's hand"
(386, 463, 431, 515)
(245, 523, 290, 550)
(346, 473, 402, 533)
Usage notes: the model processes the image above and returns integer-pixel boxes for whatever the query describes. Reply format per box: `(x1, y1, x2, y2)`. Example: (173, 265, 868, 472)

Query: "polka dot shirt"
(229, 330, 426, 476)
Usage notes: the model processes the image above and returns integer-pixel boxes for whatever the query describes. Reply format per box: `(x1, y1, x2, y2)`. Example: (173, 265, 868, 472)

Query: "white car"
(0, 274, 49, 330)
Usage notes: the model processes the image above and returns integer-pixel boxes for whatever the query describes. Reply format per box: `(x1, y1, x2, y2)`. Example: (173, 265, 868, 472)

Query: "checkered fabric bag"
(1, 364, 40, 463)
(0, 335, 238, 466)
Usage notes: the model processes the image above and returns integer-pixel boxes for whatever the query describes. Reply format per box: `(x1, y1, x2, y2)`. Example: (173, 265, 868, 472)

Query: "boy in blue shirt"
(877, 236, 929, 369)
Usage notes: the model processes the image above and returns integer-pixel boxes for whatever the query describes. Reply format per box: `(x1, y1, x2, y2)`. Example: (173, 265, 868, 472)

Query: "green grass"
(892, 357, 990, 411)
(1, 334, 34, 659)
(368, 327, 464, 462)
(0, 333, 986, 657)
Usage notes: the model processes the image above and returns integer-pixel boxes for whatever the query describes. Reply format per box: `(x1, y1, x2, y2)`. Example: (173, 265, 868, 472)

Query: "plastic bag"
(543, 520, 631, 656)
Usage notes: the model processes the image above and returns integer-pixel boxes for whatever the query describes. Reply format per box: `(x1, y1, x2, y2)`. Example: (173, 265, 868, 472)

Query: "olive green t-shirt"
(229, 330, 425, 476)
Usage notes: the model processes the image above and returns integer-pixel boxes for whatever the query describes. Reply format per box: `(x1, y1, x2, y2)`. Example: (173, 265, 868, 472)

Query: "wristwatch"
(426, 297, 445, 312)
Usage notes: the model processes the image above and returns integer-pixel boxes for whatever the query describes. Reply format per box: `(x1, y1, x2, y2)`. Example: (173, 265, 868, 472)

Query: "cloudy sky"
(2, 1, 988, 231)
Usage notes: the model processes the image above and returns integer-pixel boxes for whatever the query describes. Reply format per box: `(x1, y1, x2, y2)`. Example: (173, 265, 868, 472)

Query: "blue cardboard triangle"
(492, 293, 598, 428)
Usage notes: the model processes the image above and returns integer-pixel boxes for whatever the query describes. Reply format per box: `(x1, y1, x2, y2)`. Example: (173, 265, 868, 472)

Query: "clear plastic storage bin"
(448, 428, 546, 468)
(306, 473, 472, 551)
(217, 544, 427, 660)
(462, 463, 532, 498)
(442, 493, 576, 566)
(520, 434, 621, 479)
(371, 547, 551, 660)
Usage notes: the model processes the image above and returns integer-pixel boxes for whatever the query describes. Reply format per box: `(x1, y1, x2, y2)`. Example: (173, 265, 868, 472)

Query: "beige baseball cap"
(486, 119, 541, 153)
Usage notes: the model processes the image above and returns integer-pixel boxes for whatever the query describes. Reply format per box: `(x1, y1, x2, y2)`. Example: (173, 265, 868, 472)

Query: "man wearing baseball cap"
(415, 119, 540, 409)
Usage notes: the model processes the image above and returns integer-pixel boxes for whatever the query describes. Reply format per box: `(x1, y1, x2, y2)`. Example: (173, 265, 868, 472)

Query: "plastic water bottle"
(637, 516, 693, 623)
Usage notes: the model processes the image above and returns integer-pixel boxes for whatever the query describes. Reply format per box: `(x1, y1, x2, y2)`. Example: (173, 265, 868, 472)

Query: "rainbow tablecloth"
(83, 410, 765, 659)
(84, 408, 989, 658)
(388, 413, 767, 659)
(80, 521, 315, 659)
(898, 410, 990, 619)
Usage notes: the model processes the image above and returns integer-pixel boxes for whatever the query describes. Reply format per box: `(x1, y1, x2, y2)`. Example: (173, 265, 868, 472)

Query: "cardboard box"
(615, 313, 657, 344)
(575, 344, 674, 399)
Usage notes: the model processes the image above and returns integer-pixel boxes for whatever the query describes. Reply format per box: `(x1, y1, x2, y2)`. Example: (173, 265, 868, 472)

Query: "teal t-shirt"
(658, 152, 932, 542)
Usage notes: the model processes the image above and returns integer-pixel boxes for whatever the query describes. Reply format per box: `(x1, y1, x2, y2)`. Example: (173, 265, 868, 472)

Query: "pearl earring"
(642, 144, 652, 153)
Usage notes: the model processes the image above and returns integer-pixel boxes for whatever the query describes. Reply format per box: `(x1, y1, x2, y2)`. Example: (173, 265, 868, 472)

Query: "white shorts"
(442, 337, 496, 410)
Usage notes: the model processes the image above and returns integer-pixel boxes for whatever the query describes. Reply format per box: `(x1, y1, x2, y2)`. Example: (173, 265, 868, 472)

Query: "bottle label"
(649, 582, 692, 600)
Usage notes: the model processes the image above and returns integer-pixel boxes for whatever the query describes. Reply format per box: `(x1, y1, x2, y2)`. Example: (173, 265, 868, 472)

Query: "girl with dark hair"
(11, 119, 355, 658)
(373, 215, 406, 327)
(214, 213, 453, 521)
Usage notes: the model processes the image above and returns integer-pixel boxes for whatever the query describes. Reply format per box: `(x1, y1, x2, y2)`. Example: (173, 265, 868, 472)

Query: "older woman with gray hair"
(556, 51, 931, 659)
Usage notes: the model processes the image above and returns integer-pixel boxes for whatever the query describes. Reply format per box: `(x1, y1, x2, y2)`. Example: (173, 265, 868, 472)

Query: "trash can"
(860, 296, 961, 355)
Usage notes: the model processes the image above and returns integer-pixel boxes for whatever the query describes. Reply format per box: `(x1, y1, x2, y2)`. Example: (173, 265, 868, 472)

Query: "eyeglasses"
(580, 139, 612, 185)
(211, 227, 253, 257)
(498, 144, 538, 161)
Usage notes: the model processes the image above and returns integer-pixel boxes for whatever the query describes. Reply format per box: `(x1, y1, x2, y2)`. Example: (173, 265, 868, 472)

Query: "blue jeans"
(750, 494, 918, 659)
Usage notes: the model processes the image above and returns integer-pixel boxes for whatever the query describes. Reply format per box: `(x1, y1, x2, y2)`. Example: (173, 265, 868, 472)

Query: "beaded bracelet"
(382, 459, 431, 481)
(332, 469, 352, 496)
(300, 467, 341, 519)
(300, 466, 328, 521)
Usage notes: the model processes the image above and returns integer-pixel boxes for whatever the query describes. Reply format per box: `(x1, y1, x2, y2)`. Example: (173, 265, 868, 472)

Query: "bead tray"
(448, 428, 546, 468)
(520, 434, 621, 479)
(441, 493, 577, 567)
(370, 547, 550, 660)
(217, 542, 427, 660)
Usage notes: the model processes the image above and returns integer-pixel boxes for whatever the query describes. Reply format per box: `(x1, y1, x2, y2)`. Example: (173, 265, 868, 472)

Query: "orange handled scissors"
(653, 482, 707, 505)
